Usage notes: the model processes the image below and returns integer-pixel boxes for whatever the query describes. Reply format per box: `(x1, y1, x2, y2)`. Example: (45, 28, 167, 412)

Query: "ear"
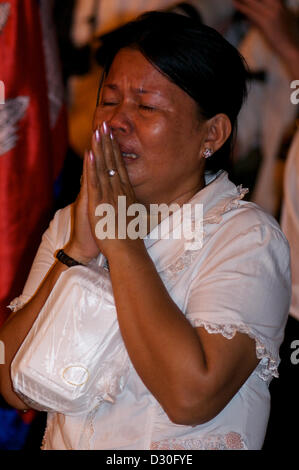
(202, 114, 232, 156)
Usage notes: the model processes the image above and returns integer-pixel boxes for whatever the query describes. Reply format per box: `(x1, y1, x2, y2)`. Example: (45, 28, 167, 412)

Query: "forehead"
(106, 48, 166, 88)
(104, 48, 195, 108)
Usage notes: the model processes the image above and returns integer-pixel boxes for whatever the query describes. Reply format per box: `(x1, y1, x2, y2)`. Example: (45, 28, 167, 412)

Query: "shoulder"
(187, 201, 291, 356)
(208, 199, 289, 255)
(178, 172, 291, 283)
(201, 171, 287, 248)
(195, 199, 291, 293)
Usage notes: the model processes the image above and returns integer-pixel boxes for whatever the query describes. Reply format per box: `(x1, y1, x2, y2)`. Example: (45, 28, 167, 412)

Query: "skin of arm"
(85, 125, 259, 426)
(0, 240, 94, 409)
(0, 157, 98, 410)
(0, 260, 69, 409)
(107, 243, 259, 425)
(0, 126, 259, 423)
(0, 77, 259, 424)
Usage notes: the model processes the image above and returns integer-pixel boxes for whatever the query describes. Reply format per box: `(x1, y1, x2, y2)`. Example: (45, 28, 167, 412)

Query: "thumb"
(75, 150, 90, 209)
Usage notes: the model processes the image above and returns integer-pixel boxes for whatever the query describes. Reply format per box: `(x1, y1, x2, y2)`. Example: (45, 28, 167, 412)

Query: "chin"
(126, 167, 146, 188)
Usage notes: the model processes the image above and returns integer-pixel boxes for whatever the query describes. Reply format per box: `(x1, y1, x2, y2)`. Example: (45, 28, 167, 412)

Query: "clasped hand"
(65, 122, 143, 264)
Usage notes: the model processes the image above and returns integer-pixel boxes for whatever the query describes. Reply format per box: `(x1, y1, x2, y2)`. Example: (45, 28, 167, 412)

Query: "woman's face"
(93, 48, 206, 206)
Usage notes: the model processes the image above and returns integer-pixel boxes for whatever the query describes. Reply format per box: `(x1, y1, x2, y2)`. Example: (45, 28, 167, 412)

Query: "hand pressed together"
(65, 121, 144, 264)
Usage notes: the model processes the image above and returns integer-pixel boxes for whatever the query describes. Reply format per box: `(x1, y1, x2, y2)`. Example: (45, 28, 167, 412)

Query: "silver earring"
(203, 148, 213, 159)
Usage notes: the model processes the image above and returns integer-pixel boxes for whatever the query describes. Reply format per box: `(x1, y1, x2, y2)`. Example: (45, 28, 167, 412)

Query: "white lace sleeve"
(7, 296, 28, 313)
(186, 218, 291, 384)
(188, 319, 279, 382)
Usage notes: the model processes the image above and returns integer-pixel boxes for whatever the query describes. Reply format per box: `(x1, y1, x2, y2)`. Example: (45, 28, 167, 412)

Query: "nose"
(107, 103, 134, 136)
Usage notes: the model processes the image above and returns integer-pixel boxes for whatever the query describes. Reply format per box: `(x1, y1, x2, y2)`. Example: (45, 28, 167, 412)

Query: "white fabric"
(10, 171, 291, 450)
(281, 129, 299, 320)
(11, 264, 130, 415)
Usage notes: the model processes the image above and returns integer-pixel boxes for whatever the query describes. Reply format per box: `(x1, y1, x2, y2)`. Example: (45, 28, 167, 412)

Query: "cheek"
(148, 119, 203, 173)
(143, 118, 182, 154)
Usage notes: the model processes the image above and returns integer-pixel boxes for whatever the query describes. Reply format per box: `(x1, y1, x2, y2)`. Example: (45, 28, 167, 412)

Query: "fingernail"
(102, 121, 109, 135)
(89, 150, 94, 162)
(95, 128, 101, 143)
(110, 129, 114, 140)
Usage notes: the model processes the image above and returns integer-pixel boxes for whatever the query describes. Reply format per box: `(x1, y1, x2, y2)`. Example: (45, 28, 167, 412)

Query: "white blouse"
(281, 129, 299, 320)
(10, 171, 291, 450)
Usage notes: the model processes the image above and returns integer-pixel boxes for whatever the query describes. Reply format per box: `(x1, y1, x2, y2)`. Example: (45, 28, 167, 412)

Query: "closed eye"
(139, 105, 156, 112)
(100, 102, 156, 112)
(101, 102, 117, 107)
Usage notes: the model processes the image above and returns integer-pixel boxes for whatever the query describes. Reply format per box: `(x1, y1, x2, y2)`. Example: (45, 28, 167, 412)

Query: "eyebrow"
(103, 84, 160, 96)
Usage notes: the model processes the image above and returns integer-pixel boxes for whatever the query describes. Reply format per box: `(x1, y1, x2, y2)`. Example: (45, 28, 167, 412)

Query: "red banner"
(0, 0, 68, 326)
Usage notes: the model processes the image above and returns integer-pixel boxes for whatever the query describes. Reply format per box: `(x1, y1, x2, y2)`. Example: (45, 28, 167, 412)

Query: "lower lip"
(122, 156, 139, 165)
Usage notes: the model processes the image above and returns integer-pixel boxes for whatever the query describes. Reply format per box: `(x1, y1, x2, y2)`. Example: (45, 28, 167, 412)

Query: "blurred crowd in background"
(0, 0, 298, 450)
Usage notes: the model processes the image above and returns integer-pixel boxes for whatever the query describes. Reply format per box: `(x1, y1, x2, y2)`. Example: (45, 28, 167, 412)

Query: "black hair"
(95, 11, 249, 173)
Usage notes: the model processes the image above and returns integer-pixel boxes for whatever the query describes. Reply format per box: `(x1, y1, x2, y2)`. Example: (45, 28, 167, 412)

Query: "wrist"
(62, 243, 94, 265)
(106, 239, 148, 266)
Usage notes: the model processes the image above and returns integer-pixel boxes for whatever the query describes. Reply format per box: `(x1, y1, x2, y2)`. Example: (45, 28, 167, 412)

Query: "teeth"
(122, 152, 138, 159)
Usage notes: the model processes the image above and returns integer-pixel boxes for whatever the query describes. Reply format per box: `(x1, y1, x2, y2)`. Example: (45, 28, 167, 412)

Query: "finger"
(92, 128, 111, 196)
(86, 149, 102, 203)
(110, 130, 132, 188)
(77, 151, 88, 202)
(99, 122, 123, 192)
(82, 150, 89, 191)
(101, 121, 119, 177)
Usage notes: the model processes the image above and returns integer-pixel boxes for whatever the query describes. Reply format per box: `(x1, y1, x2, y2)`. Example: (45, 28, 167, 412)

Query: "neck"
(138, 174, 206, 211)
(137, 174, 206, 233)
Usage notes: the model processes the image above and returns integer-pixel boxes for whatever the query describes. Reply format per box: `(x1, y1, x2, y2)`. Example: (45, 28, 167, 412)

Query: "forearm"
(0, 258, 69, 408)
(108, 243, 207, 421)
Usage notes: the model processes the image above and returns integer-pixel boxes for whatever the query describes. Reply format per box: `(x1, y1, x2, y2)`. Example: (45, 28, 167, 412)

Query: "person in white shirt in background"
(234, 0, 299, 449)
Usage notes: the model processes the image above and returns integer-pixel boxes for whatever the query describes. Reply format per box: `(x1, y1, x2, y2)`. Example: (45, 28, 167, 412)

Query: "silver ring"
(107, 169, 117, 177)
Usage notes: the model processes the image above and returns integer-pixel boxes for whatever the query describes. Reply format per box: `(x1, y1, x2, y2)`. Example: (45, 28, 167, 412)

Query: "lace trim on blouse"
(203, 185, 249, 225)
(7, 185, 248, 313)
(41, 419, 51, 450)
(150, 432, 247, 450)
(7, 297, 27, 313)
(156, 185, 278, 382)
(159, 185, 249, 284)
(190, 319, 279, 382)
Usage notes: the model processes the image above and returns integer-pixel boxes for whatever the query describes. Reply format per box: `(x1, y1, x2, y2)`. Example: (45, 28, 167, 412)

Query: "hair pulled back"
(95, 11, 248, 172)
